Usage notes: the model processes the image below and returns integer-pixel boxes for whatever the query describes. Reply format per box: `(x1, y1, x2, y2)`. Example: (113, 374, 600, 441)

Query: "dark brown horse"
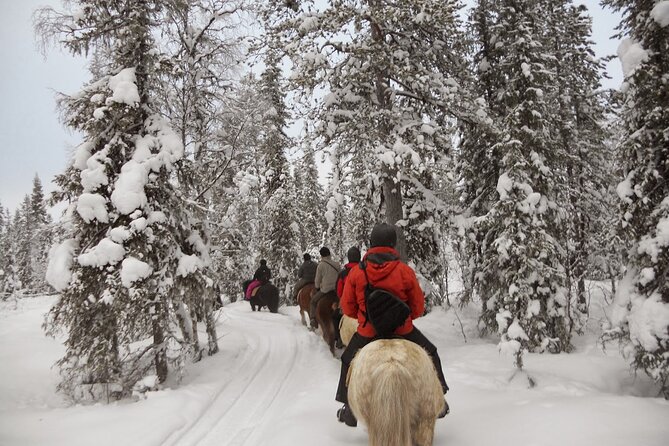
(297, 283, 315, 326)
(316, 291, 339, 355)
(243, 279, 279, 313)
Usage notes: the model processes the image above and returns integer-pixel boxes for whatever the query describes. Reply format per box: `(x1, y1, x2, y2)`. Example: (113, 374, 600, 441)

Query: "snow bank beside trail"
(0, 296, 66, 413)
(1, 295, 669, 446)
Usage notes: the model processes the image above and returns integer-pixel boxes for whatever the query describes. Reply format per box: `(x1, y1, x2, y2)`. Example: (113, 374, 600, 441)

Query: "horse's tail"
(366, 359, 413, 446)
(266, 284, 279, 313)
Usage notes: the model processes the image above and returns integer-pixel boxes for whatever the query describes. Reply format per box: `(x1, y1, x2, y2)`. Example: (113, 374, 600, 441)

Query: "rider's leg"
(402, 327, 449, 393)
(402, 327, 450, 417)
(309, 291, 322, 328)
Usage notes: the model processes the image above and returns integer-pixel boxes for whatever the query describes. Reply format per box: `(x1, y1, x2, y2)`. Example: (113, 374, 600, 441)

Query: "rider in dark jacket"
(291, 253, 318, 303)
(254, 259, 271, 284)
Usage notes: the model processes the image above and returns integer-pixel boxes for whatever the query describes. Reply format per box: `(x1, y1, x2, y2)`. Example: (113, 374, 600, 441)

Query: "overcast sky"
(0, 0, 622, 216)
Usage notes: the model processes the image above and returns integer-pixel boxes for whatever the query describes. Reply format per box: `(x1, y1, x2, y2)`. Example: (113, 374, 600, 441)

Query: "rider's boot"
(438, 398, 450, 418)
(336, 404, 357, 427)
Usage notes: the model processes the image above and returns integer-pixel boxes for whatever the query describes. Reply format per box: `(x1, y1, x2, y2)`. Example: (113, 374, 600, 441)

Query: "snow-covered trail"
(160, 304, 315, 446)
(0, 297, 369, 446)
(2, 295, 669, 446)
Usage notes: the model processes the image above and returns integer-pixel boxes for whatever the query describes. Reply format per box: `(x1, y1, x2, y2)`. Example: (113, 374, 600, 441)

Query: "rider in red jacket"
(335, 223, 450, 427)
(333, 246, 361, 347)
(340, 245, 424, 338)
(336, 247, 360, 299)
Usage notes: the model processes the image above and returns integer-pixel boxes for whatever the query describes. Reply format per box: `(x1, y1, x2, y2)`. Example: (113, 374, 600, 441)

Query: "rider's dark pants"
(335, 328, 449, 404)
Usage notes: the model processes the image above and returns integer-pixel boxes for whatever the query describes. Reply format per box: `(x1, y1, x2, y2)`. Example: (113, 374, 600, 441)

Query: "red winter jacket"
(340, 246, 425, 338)
(336, 262, 359, 298)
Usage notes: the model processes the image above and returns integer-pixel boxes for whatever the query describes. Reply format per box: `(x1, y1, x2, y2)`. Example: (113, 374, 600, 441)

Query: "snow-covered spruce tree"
(468, 0, 571, 371)
(29, 174, 49, 224)
(0, 206, 22, 297)
(455, 0, 504, 307)
(548, 3, 614, 335)
(256, 52, 300, 302)
(595, 115, 627, 295)
(602, 0, 669, 398)
(36, 0, 216, 400)
(14, 196, 34, 294)
(0, 204, 11, 297)
(293, 148, 325, 254)
(29, 174, 53, 293)
(262, 0, 480, 260)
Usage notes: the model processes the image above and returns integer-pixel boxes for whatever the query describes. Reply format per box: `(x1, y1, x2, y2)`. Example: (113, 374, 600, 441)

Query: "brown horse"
(315, 292, 339, 355)
(348, 339, 445, 446)
(297, 283, 315, 326)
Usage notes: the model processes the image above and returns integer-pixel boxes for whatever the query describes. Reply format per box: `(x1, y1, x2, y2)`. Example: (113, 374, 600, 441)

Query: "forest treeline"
(0, 0, 664, 401)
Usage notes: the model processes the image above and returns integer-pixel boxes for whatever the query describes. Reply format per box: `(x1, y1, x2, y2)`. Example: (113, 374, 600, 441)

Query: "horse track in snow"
(160, 303, 308, 446)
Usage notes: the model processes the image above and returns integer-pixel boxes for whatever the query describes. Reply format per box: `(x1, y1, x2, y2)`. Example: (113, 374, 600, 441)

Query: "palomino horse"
(339, 314, 358, 346)
(348, 339, 445, 446)
(297, 283, 315, 326)
(315, 292, 339, 355)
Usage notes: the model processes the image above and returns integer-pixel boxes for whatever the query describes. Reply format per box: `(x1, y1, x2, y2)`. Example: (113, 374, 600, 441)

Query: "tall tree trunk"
(176, 301, 193, 348)
(152, 301, 168, 383)
(204, 296, 219, 355)
(190, 302, 202, 361)
(383, 177, 407, 259)
(369, 4, 407, 259)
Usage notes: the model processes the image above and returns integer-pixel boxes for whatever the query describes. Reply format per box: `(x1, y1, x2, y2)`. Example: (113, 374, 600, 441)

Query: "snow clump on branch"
(108, 68, 140, 105)
(46, 239, 78, 292)
(651, 1, 669, 27)
(617, 39, 649, 78)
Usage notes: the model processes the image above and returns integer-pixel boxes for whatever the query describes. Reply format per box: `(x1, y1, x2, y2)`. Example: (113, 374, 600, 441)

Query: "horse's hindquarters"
(348, 339, 444, 446)
(339, 315, 357, 347)
(297, 284, 315, 325)
(249, 284, 279, 313)
(297, 284, 315, 310)
(315, 292, 338, 354)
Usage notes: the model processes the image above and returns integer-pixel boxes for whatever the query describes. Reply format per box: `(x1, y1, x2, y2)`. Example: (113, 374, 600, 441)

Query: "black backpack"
(360, 261, 411, 337)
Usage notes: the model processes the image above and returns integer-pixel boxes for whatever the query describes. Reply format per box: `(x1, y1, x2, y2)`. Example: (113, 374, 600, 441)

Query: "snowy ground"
(1, 291, 668, 446)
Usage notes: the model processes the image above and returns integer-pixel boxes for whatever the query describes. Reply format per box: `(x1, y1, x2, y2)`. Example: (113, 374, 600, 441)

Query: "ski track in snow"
(161, 304, 304, 446)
